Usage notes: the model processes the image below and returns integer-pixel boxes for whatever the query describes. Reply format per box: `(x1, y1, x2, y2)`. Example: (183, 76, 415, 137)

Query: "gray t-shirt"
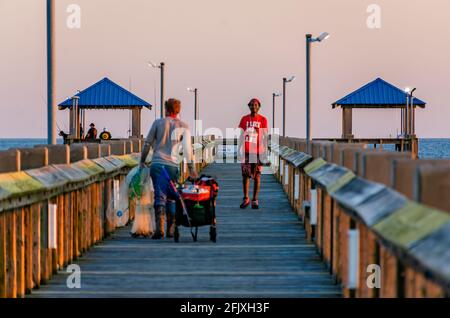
(144, 117, 193, 168)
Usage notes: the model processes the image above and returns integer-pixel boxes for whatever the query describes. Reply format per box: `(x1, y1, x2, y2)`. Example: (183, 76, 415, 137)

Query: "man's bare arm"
(140, 141, 151, 166)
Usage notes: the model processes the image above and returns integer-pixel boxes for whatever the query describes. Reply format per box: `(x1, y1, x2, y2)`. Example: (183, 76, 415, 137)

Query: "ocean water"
(0, 138, 63, 151)
(1, 138, 450, 159)
(365, 138, 450, 159)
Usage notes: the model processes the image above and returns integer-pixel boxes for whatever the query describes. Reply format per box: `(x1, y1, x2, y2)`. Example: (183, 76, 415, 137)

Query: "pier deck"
(28, 163, 341, 298)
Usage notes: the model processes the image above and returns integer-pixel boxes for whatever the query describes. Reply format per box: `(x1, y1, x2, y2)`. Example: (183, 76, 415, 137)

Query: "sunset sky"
(1, 0, 450, 138)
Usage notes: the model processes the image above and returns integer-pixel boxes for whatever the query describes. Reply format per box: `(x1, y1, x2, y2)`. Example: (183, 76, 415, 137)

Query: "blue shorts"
(150, 163, 180, 215)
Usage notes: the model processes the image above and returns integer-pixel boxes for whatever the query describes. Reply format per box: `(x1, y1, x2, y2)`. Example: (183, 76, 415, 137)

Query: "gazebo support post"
(341, 107, 353, 139)
(131, 108, 142, 138)
(69, 96, 80, 140)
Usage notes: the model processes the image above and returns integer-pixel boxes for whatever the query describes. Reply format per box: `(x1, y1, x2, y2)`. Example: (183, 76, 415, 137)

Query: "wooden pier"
(1, 136, 449, 298)
(27, 163, 340, 298)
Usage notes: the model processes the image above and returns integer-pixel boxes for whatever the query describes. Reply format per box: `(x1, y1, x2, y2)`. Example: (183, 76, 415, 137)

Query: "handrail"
(0, 136, 217, 298)
(271, 136, 450, 298)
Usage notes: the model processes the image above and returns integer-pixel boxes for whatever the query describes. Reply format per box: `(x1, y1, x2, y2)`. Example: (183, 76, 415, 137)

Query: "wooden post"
(16, 209, 25, 298)
(0, 213, 6, 298)
(131, 108, 142, 138)
(6, 211, 17, 298)
(342, 107, 353, 139)
(32, 204, 41, 290)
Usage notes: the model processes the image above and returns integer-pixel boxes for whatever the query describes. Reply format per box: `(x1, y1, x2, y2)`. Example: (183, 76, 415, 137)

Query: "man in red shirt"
(238, 98, 269, 209)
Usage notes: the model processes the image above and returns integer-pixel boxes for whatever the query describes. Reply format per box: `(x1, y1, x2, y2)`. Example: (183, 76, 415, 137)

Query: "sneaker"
(251, 200, 259, 209)
(240, 197, 250, 209)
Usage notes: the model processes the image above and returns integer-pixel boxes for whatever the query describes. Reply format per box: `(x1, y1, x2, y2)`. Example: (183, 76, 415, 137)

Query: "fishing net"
(106, 166, 155, 236)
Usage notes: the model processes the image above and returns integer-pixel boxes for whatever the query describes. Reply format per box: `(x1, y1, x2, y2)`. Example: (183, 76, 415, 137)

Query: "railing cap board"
(409, 222, 450, 290)
(392, 159, 450, 200)
(110, 154, 139, 168)
(303, 157, 327, 175)
(352, 187, 409, 227)
(52, 163, 92, 183)
(291, 153, 313, 169)
(308, 163, 356, 194)
(280, 147, 296, 159)
(92, 157, 120, 174)
(104, 156, 127, 169)
(284, 152, 312, 169)
(415, 165, 450, 214)
(373, 201, 450, 250)
(0, 171, 45, 202)
(329, 176, 386, 210)
(73, 159, 105, 176)
(25, 165, 69, 190)
(283, 151, 300, 163)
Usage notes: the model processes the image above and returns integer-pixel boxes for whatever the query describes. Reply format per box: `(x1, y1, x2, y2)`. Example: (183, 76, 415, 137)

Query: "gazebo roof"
(332, 78, 426, 109)
(58, 77, 152, 110)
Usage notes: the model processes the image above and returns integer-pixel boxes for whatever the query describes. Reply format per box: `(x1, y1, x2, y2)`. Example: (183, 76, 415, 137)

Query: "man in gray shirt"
(140, 98, 198, 239)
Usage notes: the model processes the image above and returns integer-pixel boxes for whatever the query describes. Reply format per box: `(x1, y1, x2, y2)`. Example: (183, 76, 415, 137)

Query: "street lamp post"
(148, 61, 165, 118)
(306, 32, 330, 144)
(409, 88, 417, 136)
(47, 0, 56, 144)
(188, 88, 198, 135)
(282, 76, 295, 137)
(272, 93, 281, 131)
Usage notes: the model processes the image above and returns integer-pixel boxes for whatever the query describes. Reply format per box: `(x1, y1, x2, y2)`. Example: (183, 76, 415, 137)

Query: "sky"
(1, 0, 450, 139)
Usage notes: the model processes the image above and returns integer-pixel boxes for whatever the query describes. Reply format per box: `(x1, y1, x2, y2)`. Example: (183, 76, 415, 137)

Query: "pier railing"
(0, 135, 216, 298)
(271, 136, 450, 298)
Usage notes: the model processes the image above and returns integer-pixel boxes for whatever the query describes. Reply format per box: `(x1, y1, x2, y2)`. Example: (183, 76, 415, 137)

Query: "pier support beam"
(131, 108, 141, 138)
(341, 107, 353, 139)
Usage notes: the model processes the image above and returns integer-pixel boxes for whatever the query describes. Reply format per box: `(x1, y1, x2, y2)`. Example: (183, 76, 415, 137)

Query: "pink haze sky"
(1, 0, 450, 138)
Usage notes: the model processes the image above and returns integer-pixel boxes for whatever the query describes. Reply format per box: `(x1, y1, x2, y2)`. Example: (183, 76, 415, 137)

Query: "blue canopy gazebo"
(58, 77, 152, 139)
(332, 78, 426, 138)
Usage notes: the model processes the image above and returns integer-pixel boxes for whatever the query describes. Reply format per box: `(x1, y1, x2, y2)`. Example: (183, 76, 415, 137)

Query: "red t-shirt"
(238, 114, 268, 154)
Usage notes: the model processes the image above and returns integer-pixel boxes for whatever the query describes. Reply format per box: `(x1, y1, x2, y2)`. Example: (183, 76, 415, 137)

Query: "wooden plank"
(6, 211, 16, 298)
(16, 208, 25, 298)
(0, 213, 6, 298)
(331, 201, 340, 281)
(24, 206, 33, 294)
(40, 201, 50, 284)
(316, 187, 323, 253)
(340, 212, 350, 297)
(379, 245, 398, 298)
(58, 195, 64, 268)
(32, 204, 40, 289)
(74, 190, 80, 258)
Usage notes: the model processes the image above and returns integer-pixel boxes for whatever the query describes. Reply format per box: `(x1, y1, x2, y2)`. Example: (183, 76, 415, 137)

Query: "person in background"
(85, 123, 97, 140)
(238, 98, 268, 210)
(140, 98, 198, 239)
